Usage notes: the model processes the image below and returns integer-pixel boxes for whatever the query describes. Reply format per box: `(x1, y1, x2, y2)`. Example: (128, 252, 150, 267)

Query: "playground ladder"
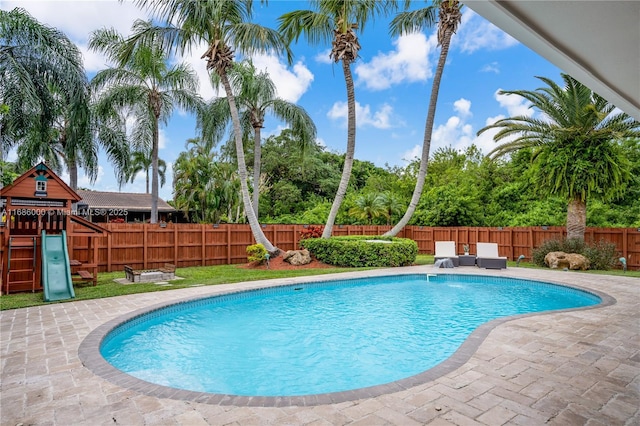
(6, 236, 37, 293)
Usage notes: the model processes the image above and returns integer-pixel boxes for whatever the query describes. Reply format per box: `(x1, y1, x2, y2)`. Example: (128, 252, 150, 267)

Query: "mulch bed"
(239, 255, 333, 270)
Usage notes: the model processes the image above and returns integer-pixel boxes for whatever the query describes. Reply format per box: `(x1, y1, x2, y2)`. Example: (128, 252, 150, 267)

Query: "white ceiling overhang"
(465, 0, 640, 121)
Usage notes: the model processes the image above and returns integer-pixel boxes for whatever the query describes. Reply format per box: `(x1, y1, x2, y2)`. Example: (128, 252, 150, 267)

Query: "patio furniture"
(476, 242, 507, 269)
(434, 241, 460, 267)
(459, 254, 477, 266)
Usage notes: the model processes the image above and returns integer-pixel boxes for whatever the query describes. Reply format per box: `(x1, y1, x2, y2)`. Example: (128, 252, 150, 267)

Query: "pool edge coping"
(77, 271, 616, 407)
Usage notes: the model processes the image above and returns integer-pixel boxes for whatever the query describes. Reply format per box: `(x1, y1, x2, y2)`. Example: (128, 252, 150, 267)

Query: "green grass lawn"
(1, 254, 636, 311)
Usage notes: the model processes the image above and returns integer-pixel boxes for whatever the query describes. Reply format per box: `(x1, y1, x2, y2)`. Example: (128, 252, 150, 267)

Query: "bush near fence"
(66, 223, 640, 272)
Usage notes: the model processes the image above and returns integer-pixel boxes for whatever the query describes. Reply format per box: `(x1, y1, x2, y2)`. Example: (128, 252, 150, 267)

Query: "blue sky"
(3, 0, 561, 201)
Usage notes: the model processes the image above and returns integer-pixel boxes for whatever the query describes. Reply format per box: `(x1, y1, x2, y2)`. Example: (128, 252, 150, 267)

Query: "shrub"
(299, 225, 324, 241)
(532, 237, 618, 270)
(300, 235, 418, 267)
(246, 244, 268, 263)
(583, 240, 618, 270)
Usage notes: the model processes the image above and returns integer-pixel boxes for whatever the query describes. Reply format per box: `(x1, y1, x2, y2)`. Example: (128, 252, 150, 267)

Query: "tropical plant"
(385, 0, 463, 236)
(348, 192, 385, 224)
(378, 191, 404, 225)
(126, 147, 167, 194)
(200, 60, 316, 219)
(1, 8, 96, 189)
(121, 1, 291, 252)
(173, 138, 241, 224)
(279, 0, 401, 238)
(89, 24, 202, 223)
(246, 243, 268, 263)
(478, 73, 640, 240)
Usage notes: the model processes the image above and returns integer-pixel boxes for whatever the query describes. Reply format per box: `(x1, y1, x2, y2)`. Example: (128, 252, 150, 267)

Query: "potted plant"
(463, 244, 470, 255)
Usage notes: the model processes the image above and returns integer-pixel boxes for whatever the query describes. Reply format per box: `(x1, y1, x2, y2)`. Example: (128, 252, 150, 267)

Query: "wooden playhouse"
(1, 163, 108, 296)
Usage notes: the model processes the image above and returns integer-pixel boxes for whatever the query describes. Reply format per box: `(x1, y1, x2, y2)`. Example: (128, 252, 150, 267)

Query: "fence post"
(143, 224, 147, 269)
(509, 228, 514, 260)
(226, 225, 231, 265)
(173, 224, 178, 266)
(201, 224, 206, 266)
(107, 230, 112, 272)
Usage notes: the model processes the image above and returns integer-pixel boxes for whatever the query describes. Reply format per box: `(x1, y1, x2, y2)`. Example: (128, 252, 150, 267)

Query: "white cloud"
(432, 115, 473, 152)
(480, 62, 500, 74)
(495, 89, 532, 117)
(2, 0, 148, 74)
(355, 33, 435, 90)
(2, 0, 147, 42)
(251, 54, 314, 103)
(327, 101, 394, 129)
(315, 49, 333, 64)
(401, 144, 422, 163)
(158, 129, 168, 150)
(453, 98, 472, 117)
(454, 9, 519, 53)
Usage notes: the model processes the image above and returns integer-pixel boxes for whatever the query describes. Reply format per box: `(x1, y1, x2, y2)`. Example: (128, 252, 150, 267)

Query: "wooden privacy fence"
(67, 223, 640, 272)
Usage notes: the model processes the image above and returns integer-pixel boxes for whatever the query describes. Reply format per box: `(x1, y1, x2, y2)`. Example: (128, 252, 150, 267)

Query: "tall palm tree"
(0, 8, 98, 188)
(120, 1, 291, 253)
(200, 59, 316, 219)
(384, 0, 462, 236)
(89, 25, 202, 223)
(279, 0, 401, 239)
(126, 147, 167, 194)
(478, 74, 640, 240)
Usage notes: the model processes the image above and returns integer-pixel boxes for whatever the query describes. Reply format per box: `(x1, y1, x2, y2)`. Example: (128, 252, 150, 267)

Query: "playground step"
(76, 270, 93, 280)
(9, 240, 35, 247)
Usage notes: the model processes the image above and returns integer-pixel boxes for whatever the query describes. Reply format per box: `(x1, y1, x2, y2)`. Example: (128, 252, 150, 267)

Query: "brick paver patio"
(1, 267, 639, 425)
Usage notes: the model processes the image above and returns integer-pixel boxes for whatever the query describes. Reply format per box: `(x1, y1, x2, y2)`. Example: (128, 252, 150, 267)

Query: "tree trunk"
(322, 60, 356, 239)
(220, 71, 277, 253)
(566, 197, 586, 241)
(150, 120, 159, 224)
(384, 26, 454, 237)
(252, 126, 261, 219)
(68, 159, 78, 190)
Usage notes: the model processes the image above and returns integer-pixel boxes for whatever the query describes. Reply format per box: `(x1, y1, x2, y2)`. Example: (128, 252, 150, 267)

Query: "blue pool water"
(101, 274, 600, 397)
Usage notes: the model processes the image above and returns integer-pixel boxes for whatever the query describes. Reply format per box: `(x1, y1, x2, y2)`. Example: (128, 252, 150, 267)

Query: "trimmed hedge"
(300, 235, 418, 267)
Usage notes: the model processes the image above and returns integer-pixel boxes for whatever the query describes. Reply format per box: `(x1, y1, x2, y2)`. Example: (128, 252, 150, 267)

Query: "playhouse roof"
(1, 162, 82, 203)
(76, 190, 175, 213)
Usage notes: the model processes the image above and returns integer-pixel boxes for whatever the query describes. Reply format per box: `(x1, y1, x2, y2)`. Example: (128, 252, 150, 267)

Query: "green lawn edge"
(1, 255, 637, 311)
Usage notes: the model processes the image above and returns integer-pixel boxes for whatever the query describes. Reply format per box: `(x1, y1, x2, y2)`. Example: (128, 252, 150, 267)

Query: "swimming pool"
(97, 274, 602, 399)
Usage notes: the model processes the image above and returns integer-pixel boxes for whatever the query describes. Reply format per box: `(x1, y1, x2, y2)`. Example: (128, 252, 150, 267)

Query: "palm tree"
(383, 0, 462, 236)
(379, 191, 403, 225)
(173, 137, 242, 224)
(478, 74, 640, 240)
(200, 59, 316, 219)
(0, 8, 97, 188)
(279, 0, 401, 239)
(348, 192, 385, 224)
(120, 1, 291, 253)
(89, 25, 202, 223)
(126, 148, 167, 194)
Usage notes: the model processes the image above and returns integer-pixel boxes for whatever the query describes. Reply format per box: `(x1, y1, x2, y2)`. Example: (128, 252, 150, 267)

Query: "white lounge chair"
(434, 241, 459, 267)
(476, 242, 507, 269)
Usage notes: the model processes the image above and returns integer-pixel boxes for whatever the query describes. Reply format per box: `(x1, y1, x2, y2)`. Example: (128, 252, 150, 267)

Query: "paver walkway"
(1, 267, 639, 425)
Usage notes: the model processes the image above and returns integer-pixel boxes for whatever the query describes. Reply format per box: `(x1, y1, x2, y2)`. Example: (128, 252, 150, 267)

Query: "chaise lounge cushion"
(476, 242, 507, 269)
(434, 241, 460, 267)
